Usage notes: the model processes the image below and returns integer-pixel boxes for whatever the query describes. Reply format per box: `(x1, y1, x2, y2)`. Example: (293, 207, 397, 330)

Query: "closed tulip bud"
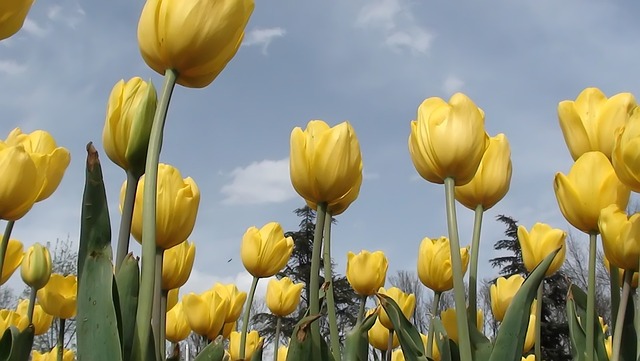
(0, 0, 35, 40)
(166, 302, 191, 343)
(229, 330, 263, 360)
(290, 120, 363, 208)
(554, 151, 630, 234)
(162, 240, 195, 290)
(212, 283, 247, 322)
(31, 347, 75, 361)
(392, 349, 406, 361)
(167, 288, 179, 312)
(377, 287, 416, 330)
(490, 275, 524, 322)
(266, 277, 304, 317)
(599, 204, 640, 271)
(241, 222, 294, 278)
(21, 243, 52, 290)
(346, 250, 388, 296)
(16, 299, 52, 336)
(441, 308, 483, 343)
(417, 237, 469, 292)
(277, 346, 288, 361)
(558, 88, 636, 160)
(123, 163, 200, 250)
(0, 239, 23, 285)
(305, 173, 362, 216)
(368, 310, 399, 350)
(409, 93, 489, 185)
(523, 313, 536, 353)
(0, 309, 28, 333)
(222, 321, 236, 339)
(454, 134, 512, 210)
(37, 274, 77, 319)
(5, 128, 71, 202)
(183, 290, 230, 339)
(103, 77, 157, 176)
(518, 223, 566, 276)
(612, 108, 640, 192)
(137, 0, 254, 88)
(0, 144, 44, 220)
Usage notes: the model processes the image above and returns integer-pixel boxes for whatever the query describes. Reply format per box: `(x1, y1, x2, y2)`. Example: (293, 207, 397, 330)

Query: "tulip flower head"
(558, 87, 636, 160)
(167, 288, 179, 312)
(490, 275, 524, 322)
(599, 204, 640, 271)
(0, 0, 35, 40)
(554, 151, 629, 234)
(183, 289, 230, 339)
(137, 0, 255, 88)
(222, 321, 236, 339)
(21, 242, 52, 290)
(0, 309, 28, 333)
(523, 313, 536, 353)
(367, 309, 399, 351)
(0, 239, 23, 285)
(417, 236, 469, 292)
(277, 346, 288, 361)
(612, 107, 640, 192)
(241, 222, 294, 278)
(522, 355, 536, 361)
(229, 330, 263, 360)
(603, 256, 639, 288)
(0, 144, 45, 220)
(377, 287, 416, 330)
(392, 349, 406, 361)
(266, 277, 304, 317)
(346, 250, 388, 296)
(31, 347, 75, 361)
(518, 223, 566, 276)
(16, 299, 53, 336)
(37, 274, 77, 319)
(441, 308, 483, 343)
(166, 302, 191, 343)
(211, 283, 247, 322)
(162, 240, 196, 290)
(409, 93, 489, 185)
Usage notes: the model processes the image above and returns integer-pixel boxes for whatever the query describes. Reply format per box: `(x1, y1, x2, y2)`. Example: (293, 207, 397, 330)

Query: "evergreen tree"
(489, 215, 571, 361)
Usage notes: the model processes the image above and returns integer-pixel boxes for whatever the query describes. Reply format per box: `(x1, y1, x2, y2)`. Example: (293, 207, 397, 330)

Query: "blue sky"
(2, 0, 640, 299)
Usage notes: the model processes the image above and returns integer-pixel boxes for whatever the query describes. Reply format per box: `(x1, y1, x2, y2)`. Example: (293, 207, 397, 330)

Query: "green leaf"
(569, 285, 609, 361)
(194, 337, 226, 361)
(250, 340, 264, 361)
(0, 325, 35, 361)
(376, 293, 428, 361)
(566, 291, 586, 361)
(620, 291, 636, 361)
(116, 253, 140, 361)
(343, 311, 378, 361)
(286, 314, 334, 361)
(489, 248, 561, 361)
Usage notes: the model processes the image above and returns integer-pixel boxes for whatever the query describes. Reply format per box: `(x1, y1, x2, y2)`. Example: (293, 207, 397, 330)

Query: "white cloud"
(220, 158, 296, 205)
(0, 60, 27, 75)
(47, 4, 85, 29)
(22, 19, 48, 37)
(242, 27, 286, 55)
(442, 75, 465, 95)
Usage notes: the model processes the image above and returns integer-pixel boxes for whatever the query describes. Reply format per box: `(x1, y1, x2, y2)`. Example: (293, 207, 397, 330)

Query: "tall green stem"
(426, 291, 441, 358)
(585, 232, 597, 361)
(115, 171, 139, 271)
(240, 276, 259, 359)
(609, 265, 620, 331)
(323, 211, 341, 361)
(57, 318, 65, 361)
(611, 270, 632, 361)
(153, 249, 164, 358)
(135, 68, 178, 361)
(0, 220, 15, 289)
(27, 286, 36, 323)
(273, 317, 282, 361)
(356, 295, 366, 325)
(309, 202, 327, 347)
(443, 177, 472, 360)
(468, 205, 483, 328)
(535, 283, 543, 361)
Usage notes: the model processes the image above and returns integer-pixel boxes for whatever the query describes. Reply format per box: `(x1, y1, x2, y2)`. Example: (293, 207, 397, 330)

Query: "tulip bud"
(599, 204, 640, 271)
(522, 355, 536, 361)
(266, 277, 304, 317)
(16, 299, 53, 336)
(377, 287, 415, 330)
(518, 223, 566, 276)
(183, 290, 230, 339)
(222, 321, 236, 340)
(277, 346, 288, 361)
(103, 77, 157, 176)
(211, 283, 247, 323)
(241, 222, 294, 278)
(0, 239, 24, 285)
(441, 308, 483, 343)
(605, 335, 613, 359)
(36, 274, 77, 319)
(346, 250, 388, 296)
(417, 237, 469, 293)
(167, 288, 179, 312)
(367, 309, 399, 351)
(523, 313, 536, 353)
(0, 309, 28, 333)
(162, 240, 196, 290)
(0, 144, 44, 220)
(31, 347, 75, 361)
(612, 107, 640, 192)
(392, 349, 406, 361)
(21, 243, 52, 290)
(603, 256, 639, 288)
(490, 275, 524, 322)
(137, 0, 254, 88)
(0, 0, 35, 40)
(166, 302, 191, 343)
(229, 330, 263, 360)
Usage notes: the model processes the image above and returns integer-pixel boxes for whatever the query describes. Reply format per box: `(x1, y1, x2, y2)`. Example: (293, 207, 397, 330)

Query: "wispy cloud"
(47, 4, 85, 29)
(22, 19, 48, 37)
(242, 27, 286, 55)
(442, 75, 464, 95)
(220, 158, 296, 205)
(0, 60, 27, 75)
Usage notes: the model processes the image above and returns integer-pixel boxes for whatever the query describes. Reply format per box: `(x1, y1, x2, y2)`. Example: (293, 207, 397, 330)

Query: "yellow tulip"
(368, 311, 399, 350)
(241, 222, 294, 278)
(167, 288, 179, 312)
(212, 283, 247, 322)
(229, 330, 263, 360)
(612, 107, 640, 192)
(290, 120, 363, 208)
(378, 287, 416, 330)
(137, 0, 254, 88)
(346, 250, 388, 296)
(21, 243, 52, 290)
(0, 0, 34, 40)
(409, 93, 489, 185)
(103, 77, 157, 175)
(222, 321, 236, 339)
(31, 347, 75, 361)
(604, 256, 639, 288)
(183, 289, 230, 339)
(558, 88, 636, 160)
(417, 236, 469, 292)
(305, 174, 362, 216)
(37, 274, 77, 319)
(523, 313, 536, 353)
(605, 335, 612, 359)
(522, 355, 536, 361)
(162, 240, 196, 290)
(276, 346, 288, 361)
(123, 163, 200, 250)
(0, 144, 44, 220)
(16, 299, 52, 336)
(490, 275, 524, 322)
(166, 302, 191, 343)
(518, 223, 566, 276)
(454, 133, 512, 210)
(0, 239, 23, 284)
(392, 349, 406, 361)
(0, 309, 28, 333)
(266, 277, 304, 317)
(554, 151, 630, 234)
(422, 333, 441, 361)
(599, 204, 640, 271)
(5, 128, 71, 202)
(441, 308, 483, 343)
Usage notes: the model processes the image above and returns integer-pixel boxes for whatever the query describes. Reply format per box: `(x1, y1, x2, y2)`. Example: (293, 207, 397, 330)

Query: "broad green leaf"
(0, 325, 35, 361)
(376, 293, 428, 361)
(343, 311, 378, 361)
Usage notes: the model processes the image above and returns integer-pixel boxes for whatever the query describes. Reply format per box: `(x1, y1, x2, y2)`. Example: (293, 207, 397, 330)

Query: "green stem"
(585, 232, 597, 361)
(309, 202, 327, 347)
(153, 249, 164, 358)
(324, 211, 341, 361)
(57, 318, 65, 361)
(610, 265, 620, 331)
(426, 291, 441, 358)
(27, 286, 36, 323)
(240, 276, 259, 359)
(115, 171, 139, 271)
(443, 177, 472, 360)
(386, 330, 394, 361)
(135, 68, 178, 361)
(356, 295, 366, 325)
(468, 204, 483, 328)
(274, 317, 282, 361)
(0, 220, 15, 289)
(535, 283, 543, 361)
(160, 289, 168, 360)
(611, 270, 632, 361)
